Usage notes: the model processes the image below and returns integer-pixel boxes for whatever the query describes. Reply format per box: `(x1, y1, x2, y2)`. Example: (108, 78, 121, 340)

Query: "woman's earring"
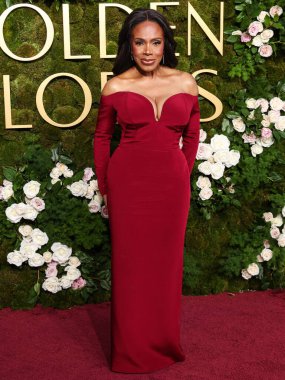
(131, 54, 134, 61)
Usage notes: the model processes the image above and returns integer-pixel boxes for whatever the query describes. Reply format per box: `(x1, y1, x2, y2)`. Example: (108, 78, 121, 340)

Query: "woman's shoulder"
(164, 68, 198, 96)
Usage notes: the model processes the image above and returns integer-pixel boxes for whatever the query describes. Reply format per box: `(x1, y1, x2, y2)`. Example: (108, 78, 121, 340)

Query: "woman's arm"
(93, 94, 117, 197)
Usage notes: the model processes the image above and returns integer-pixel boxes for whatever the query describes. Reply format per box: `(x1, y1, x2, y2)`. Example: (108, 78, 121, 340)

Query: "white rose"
(248, 110, 256, 121)
(260, 29, 274, 42)
(18, 224, 33, 237)
(261, 114, 271, 127)
(68, 256, 81, 267)
(271, 214, 283, 227)
(210, 162, 225, 180)
(282, 206, 285, 217)
(28, 197, 45, 212)
(3, 180, 12, 187)
(260, 248, 273, 261)
(210, 134, 231, 152)
(275, 116, 285, 132)
(43, 251, 53, 263)
(248, 21, 263, 36)
(85, 186, 95, 200)
(252, 35, 264, 47)
(256, 254, 264, 262)
(88, 199, 101, 213)
(89, 180, 98, 191)
(257, 11, 270, 22)
(23, 204, 38, 221)
(251, 144, 263, 157)
(263, 212, 273, 222)
(56, 162, 68, 173)
(256, 98, 269, 113)
(51, 178, 62, 185)
(42, 277, 62, 293)
(7, 250, 24, 267)
(231, 30, 242, 35)
(28, 253, 45, 267)
(5, 204, 22, 223)
(270, 97, 284, 111)
(63, 168, 74, 178)
(247, 263, 260, 276)
(51, 242, 72, 264)
(2, 185, 14, 201)
(20, 240, 40, 259)
(241, 269, 252, 280)
(232, 117, 246, 132)
(269, 5, 283, 17)
(270, 227, 280, 239)
(268, 110, 281, 123)
(65, 266, 81, 281)
(23, 180, 41, 199)
(59, 276, 73, 289)
(258, 44, 273, 57)
(277, 234, 285, 247)
(50, 167, 62, 179)
(245, 98, 257, 109)
(226, 150, 240, 167)
(67, 180, 88, 197)
(199, 187, 213, 200)
(31, 228, 49, 247)
(199, 129, 207, 142)
(196, 176, 211, 189)
(213, 149, 230, 164)
(260, 137, 274, 148)
(196, 143, 213, 160)
(198, 161, 212, 175)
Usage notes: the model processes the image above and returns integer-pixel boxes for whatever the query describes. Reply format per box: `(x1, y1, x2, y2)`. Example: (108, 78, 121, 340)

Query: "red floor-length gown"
(93, 90, 200, 373)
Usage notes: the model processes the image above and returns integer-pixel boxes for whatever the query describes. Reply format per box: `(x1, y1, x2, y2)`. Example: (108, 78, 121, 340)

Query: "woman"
(94, 7, 200, 374)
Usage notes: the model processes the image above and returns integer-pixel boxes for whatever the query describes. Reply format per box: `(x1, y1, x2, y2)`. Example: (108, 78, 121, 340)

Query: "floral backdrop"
(0, 0, 284, 309)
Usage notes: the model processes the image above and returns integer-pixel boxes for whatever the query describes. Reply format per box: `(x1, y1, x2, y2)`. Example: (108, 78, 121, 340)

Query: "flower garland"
(241, 205, 285, 280)
(222, 89, 285, 158)
(225, 2, 284, 80)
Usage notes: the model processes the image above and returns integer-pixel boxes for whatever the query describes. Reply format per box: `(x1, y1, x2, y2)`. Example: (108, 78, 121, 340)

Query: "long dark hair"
(112, 8, 178, 76)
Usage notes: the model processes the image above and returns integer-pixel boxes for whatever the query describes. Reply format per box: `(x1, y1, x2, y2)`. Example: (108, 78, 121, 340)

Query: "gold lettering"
(0, 4, 54, 61)
(193, 69, 223, 122)
(36, 73, 92, 128)
(188, 2, 224, 56)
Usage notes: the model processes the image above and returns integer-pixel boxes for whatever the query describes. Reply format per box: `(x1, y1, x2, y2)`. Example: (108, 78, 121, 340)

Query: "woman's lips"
(141, 59, 156, 65)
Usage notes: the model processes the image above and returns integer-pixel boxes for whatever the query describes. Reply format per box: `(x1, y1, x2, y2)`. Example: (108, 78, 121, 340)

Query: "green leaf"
(3, 167, 17, 182)
(33, 282, 41, 296)
(227, 35, 239, 43)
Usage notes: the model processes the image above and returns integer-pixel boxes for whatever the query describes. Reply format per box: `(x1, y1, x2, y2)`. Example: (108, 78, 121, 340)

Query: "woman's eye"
(153, 41, 161, 45)
(135, 41, 143, 45)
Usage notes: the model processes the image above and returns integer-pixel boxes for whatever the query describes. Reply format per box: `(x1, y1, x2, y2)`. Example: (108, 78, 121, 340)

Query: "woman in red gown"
(94, 8, 200, 374)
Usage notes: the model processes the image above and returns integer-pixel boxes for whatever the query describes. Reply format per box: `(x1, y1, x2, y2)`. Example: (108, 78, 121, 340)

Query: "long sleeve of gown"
(182, 95, 200, 175)
(93, 95, 117, 196)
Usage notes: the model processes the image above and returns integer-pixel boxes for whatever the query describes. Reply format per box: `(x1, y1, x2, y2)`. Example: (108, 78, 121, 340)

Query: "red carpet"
(1, 290, 285, 380)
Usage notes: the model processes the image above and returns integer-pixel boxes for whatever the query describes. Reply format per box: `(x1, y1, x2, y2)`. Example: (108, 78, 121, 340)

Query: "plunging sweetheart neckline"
(101, 91, 198, 122)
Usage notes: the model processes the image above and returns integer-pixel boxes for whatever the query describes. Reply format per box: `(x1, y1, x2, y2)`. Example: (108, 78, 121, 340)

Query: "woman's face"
(130, 20, 164, 72)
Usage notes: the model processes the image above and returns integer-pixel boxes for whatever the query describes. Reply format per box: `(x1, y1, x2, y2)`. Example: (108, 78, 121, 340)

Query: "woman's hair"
(112, 8, 178, 76)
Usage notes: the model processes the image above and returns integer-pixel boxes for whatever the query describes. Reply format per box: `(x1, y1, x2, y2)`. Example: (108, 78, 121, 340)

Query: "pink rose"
(71, 277, 86, 289)
(242, 132, 257, 144)
(258, 44, 273, 57)
(248, 21, 263, 36)
(241, 33, 251, 42)
(261, 127, 272, 139)
(45, 264, 58, 278)
(83, 167, 95, 182)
